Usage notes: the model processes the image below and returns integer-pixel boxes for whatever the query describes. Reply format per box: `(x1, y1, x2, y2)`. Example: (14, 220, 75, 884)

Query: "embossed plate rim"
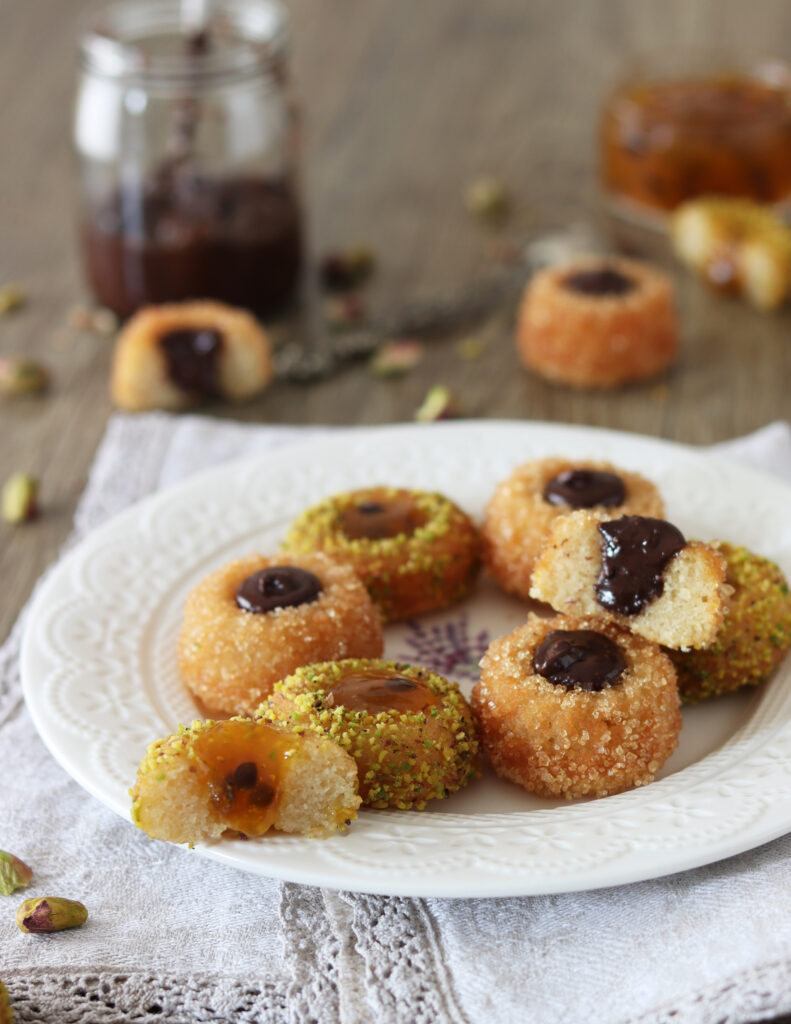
(20, 420, 791, 897)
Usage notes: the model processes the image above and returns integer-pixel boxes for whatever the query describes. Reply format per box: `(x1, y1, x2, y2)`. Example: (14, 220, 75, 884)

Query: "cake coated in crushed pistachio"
(281, 487, 481, 622)
(671, 542, 791, 703)
(258, 658, 480, 809)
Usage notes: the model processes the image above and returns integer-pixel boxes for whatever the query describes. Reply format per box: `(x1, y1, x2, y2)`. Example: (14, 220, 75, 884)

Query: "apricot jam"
(340, 491, 425, 541)
(329, 669, 440, 715)
(600, 72, 791, 214)
(192, 720, 298, 835)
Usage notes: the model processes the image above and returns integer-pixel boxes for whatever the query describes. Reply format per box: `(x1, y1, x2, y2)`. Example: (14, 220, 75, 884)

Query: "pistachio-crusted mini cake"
(516, 255, 679, 389)
(131, 718, 361, 843)
(472, 613, 681, 799)
(111, 300, 272, 411)
(281, 487, 481, 622)
(259, 658, 479, 809)
(178, 553, 383, 717)
(529, 511, 730, 650)
(482, 457, 664, 599)
(671, 542, 791, 702)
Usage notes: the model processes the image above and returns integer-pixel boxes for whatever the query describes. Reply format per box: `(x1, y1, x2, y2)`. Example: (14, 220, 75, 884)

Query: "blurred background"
(3, 0, 791, 636)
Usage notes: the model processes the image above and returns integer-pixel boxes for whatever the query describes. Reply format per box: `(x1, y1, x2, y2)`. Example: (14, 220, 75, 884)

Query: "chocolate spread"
(159, 327, 222, 394)
(236, 566, 322, 614)
(564, 267, 636, 296)
(595, 515, 685, 616)
(532, 629, 627, 691)
(543, 468, 626, 509)
(81, 174, 302, 318)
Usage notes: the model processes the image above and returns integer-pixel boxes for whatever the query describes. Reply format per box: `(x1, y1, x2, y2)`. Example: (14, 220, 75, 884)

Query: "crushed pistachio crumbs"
(281, 488, 480, 619)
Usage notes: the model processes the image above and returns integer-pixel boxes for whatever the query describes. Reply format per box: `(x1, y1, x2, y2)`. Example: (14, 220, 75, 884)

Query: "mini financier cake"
(516, 256, 678, 389)
(472, 613, 681, 799)
(282, 487, 481, 622)
(131, 718, 361, 843)
(482, 457, 663, 598)
(178, 553, 384, 717)
(529, 511, 730, 650)
(111, 300, 273, 411)
(260, 658, 479, 809)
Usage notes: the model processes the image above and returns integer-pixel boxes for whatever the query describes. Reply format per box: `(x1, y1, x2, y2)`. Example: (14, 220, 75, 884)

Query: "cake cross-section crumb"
(130, 718, 361, 844)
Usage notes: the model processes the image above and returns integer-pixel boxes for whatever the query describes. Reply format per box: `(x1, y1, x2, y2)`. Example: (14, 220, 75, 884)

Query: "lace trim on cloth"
(4, 970, 289, 1024)
(340, 893, 470, 1024)
(280, 884, 342, 1024)
(629, 958, 791, 1024)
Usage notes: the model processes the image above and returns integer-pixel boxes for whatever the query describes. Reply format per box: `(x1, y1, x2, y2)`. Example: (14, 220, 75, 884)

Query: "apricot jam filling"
(340, 491, 425, 541)
(192, 720, 299, 835)
(328, 669, 440, 715)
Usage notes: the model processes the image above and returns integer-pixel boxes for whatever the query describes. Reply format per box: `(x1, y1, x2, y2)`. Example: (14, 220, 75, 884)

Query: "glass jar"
(599, 53, 791, 226)
(75, 0, 302, 318)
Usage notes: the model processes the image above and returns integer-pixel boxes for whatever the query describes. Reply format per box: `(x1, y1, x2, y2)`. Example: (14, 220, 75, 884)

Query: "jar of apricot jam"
(600, 57, 791, 222)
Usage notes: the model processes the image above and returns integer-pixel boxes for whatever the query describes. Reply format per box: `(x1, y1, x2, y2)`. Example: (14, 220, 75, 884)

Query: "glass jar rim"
(79, 0, 289, 85)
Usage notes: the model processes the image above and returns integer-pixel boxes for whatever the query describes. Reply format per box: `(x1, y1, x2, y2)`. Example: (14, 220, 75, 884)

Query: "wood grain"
(2, 0, 791, 654)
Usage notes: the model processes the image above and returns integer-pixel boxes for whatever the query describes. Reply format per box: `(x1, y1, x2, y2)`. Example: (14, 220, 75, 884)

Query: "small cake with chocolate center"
(529, 511, 730, 650)
(131, 718, 361, 843)
(282, 487, 481, 622)
(111, 300, 272, 411)
(471, 613, 681, 799)
(515, 255, 679, 389)
(178, 553, 383, 717)
(482, 457, 663, 599)
(259, 658, 479, 809)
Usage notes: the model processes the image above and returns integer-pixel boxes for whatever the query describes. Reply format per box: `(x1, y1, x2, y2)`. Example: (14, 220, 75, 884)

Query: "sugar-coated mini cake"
(516, 255, 678, 389)
(259, 658, 479, 809)
(131, 718, 361, 843)
(671, 542, 791, 702)
(471, 613, 681, 799)
(178, 553, 383, 717)
(282, 487, 481, 622)
(482, 457, 664, 599)
(111, 300, 272, 411)
(529, 511, 729, 650)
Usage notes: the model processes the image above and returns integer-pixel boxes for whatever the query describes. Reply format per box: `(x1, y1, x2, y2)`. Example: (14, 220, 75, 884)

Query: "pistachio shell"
(0, 979, 13, 1023)
(0, 851, 33, 895)
(1, 474, 38, 525)
(16, 897, 88, 934)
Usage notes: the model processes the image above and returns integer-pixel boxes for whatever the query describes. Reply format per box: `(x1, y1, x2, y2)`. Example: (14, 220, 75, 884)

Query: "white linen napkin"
(3, 413, 791, 1024)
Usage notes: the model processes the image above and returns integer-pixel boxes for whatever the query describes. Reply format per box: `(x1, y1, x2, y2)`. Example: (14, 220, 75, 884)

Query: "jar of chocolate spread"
(75, 0, 302, 318)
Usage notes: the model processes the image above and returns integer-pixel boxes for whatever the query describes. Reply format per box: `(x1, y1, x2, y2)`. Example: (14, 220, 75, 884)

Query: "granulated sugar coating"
(482, 457, 664, 600)
(178, 552, 383, 717)
(259, 658, 480, 809)
(282, 486, 481, 622)
(471, 613, 681, 799)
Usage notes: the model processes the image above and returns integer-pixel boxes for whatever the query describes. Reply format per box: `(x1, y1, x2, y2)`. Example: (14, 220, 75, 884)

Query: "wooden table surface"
(3, 3, 791, 1020)
(2, 0, 791, 648)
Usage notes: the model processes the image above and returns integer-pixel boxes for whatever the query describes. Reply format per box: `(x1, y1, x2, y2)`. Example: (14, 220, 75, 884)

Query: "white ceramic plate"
(20, 421, 791, 898)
